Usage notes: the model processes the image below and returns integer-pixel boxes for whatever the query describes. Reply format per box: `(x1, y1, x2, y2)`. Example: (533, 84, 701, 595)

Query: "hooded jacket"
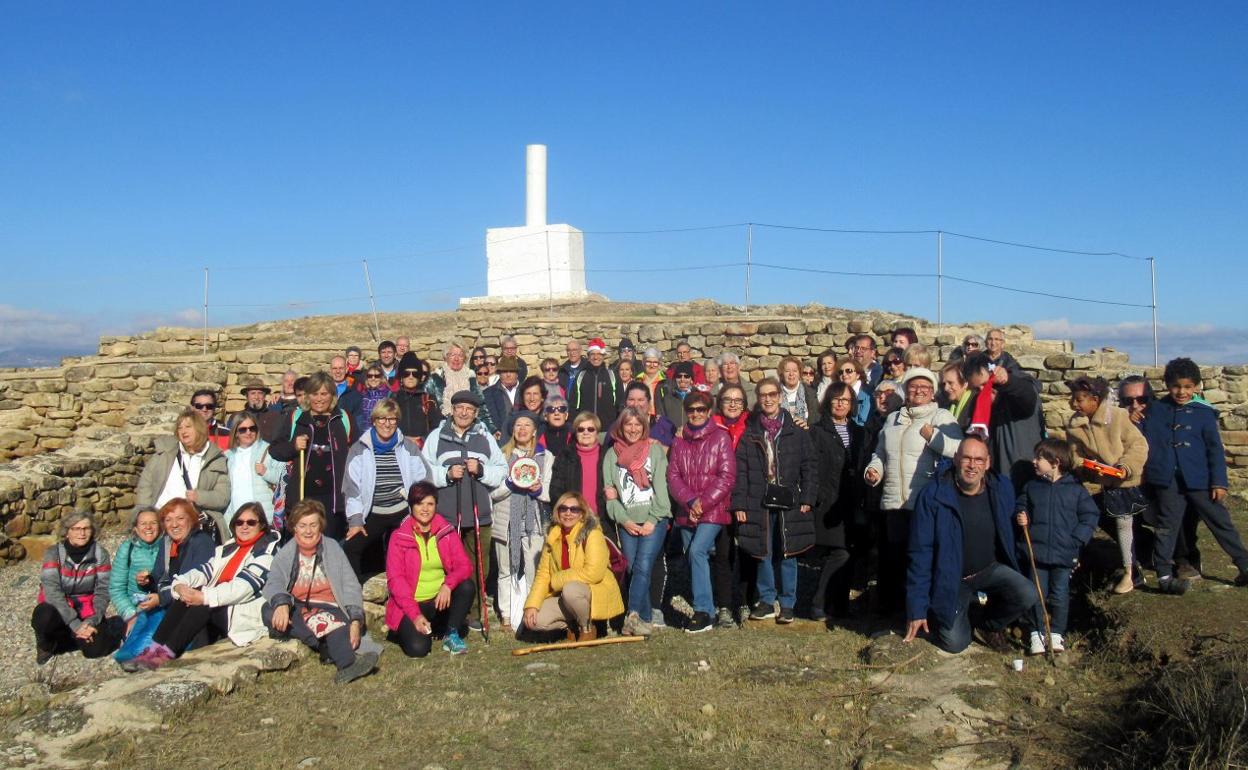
(865, 402, 962, 511)
(906, 467, 1022, 626)
(420, 418, 508, 528)
(1015, 474, 1099, 567)
(524, 516, 625, 621)
(667, 421, 736, 527)
(1142, 396, 1227, 491)
(172, 531, 281, 646)
(342, 429, 429, 527)
(731, 410, 819, 559)
(1066, 399, 1148, 494)
(384, 513, 473, 629)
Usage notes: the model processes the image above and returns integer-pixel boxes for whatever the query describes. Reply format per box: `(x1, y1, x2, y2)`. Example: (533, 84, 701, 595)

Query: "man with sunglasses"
(569, 338, 619, 429)
(233, 378, 281, 442)
(191, 390, 231, 451)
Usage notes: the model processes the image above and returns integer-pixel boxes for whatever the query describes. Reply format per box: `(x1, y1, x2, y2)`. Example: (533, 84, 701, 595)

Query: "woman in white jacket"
(490, 411, 551, 632)
(224, 414, 285, 522)
(864, 368, 962, 613)
(122, 503, 281, 671)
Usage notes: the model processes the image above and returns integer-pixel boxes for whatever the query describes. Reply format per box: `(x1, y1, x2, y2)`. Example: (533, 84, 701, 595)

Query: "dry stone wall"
(1, 298, 1246, 563)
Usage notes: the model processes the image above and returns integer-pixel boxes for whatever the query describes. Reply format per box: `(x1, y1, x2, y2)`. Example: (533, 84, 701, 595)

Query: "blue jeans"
(1028, 565, 1071, 635)
(680, 524, 723, 616)
(619, 521, 669, 622)
(114, 608, 165, 662)
(933, 562, 1038, 654)
(755, 513, 798, 609)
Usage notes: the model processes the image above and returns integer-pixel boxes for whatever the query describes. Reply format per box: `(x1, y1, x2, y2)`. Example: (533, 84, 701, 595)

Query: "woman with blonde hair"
(224, 412, 285, 523)
(426, 339, 482, 417)
(135, 408, 229, 543)
(491, 411, 551, 630)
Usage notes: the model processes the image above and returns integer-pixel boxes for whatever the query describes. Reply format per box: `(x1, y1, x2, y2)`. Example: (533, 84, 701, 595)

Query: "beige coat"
(1066, 400, 1148, 494)
(135, 436, 230, 535)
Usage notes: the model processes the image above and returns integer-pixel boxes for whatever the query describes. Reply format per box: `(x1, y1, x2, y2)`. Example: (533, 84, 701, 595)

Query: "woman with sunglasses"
(134, 408, 230, 544)
(522, 492, 625, 642)
(550, 412, 608, 521)
(394, 351, 440, 443)
(667, 391, 735, 633)
(224, 414, 284, 524)
(541, 393, 572, 450)
(341, 399, 429, 580)
(836, 357, 873, 427)
(124, 502, 282, 670)
(358, 367, 394, 426)
(490, 411, 551, 630)
(711, 385, 751, 627)
(880, 348, 907, 388)
(539, 357, 564, 397)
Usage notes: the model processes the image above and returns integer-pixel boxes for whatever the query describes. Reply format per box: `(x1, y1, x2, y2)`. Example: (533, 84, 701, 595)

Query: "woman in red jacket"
(385, 481, 476, 657)
(667, 391, 736, 633)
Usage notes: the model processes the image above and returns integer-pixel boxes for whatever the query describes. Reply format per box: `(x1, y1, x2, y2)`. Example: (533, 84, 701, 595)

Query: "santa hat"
(587, 338, 606, 353)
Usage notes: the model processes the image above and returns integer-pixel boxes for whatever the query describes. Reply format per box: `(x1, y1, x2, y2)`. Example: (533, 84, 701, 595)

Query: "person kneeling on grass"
(1014, 439, 1099, 656)
(385, 481, 475, 657)
(123, 503, 281, 671)
(522, 492, 625, 641)
(904, 435, 1038, 654)
(262, 499, 381, 684)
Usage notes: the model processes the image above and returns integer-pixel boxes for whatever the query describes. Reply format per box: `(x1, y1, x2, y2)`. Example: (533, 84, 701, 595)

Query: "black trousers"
(811, 524, 852, 615)
(1152, 479, 1248, 579)
(342, 511, 407, 579)
(151, 601, 228, 654)
(877, 509, 910, 614)
(390, 580, 476, 657)
(31, 603, 116, 659)
(712, 524, 736, 610)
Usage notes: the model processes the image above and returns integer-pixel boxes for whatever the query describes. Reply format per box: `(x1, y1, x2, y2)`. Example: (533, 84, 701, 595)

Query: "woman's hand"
(175, 585, 205, 606)
(1213, 487, 1228, 502)
(345, 526, 366, 541)
(799, 504, 811, 513)
(865, 468, 881, 485)
(414, 615, 433, 635)
(184, 490, 199, 503)
(622, 521, 643, 536)
(349, 621, 361, 650)
(74, 624, 96, 641)
(1015, 512, 1029, 527)
(604, 487, 618, 501)
(254, 462, 268, 476)
(137, 593, 160, 611)
(270, 605, 290, 633)
(528, 481, 543, 494)
(734, 510, 747, 523)
(125, 615, 137, 634)
(294, 435, 309, 452)
(640, 521, 656, 536)
(919, 423, 934, 441)
(793, 417, 808, 430)
(435, 584, 452, 611)
(523, 607, 539, 630)
(993, 366, 1009, 385)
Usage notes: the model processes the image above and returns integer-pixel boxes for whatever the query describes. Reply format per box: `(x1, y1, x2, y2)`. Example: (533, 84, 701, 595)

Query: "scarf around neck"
(370, 427, 399, 454)
(614, 438, 654, 490)
(217, 532, 262, 584)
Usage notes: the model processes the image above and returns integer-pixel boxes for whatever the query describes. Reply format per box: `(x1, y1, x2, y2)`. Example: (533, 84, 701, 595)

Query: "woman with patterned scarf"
(490, 412, 550, 631)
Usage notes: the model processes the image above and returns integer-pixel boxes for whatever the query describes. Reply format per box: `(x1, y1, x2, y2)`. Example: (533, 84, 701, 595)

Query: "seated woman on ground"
(32, 512, 117, 664)
(111, 507, 164, 664)
(123, 503, 281, 671)
(262, 499, 381, 685)
(385, 481, 476, 657)
(522, 492, 625, 642)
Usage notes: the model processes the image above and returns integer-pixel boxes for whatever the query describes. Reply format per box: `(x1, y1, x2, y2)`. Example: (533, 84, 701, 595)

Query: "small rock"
(297, 758, 321, 768)
(1043, 675, 1056, 686)
(843, 701, 854, 710)
(525, 662, 559, 672)
(699, 729, 714, 742)
(811, 711, 826, 723)
(260, 717, 276, 725)
(700, 704, 715, 716)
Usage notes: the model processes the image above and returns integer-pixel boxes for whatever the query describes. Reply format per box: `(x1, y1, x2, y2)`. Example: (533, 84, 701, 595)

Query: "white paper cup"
(1012, 659, 1024, 672)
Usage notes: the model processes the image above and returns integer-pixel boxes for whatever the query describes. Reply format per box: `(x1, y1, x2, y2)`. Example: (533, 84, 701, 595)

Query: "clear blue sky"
(2, 3, 1245, 364)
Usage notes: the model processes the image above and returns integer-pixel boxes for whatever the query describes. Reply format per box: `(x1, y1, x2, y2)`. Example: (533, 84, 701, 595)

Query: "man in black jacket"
(569, 338, 619, 429)
(557, 339, 586, 394)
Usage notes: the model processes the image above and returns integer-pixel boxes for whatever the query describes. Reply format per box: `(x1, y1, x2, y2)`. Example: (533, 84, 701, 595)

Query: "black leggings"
(342, 511, 406, 579)
(811, 523, 852, 614)
(152, 601, 228, 654)
(390, 580, 476, 657)
(31, 603, 116, 659)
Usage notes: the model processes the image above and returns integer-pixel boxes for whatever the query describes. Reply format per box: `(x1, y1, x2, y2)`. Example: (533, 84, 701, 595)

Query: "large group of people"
(31, 329, 1248, 682)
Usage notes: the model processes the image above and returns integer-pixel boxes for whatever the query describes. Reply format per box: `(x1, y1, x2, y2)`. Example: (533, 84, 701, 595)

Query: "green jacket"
(603, 441, 672, 526)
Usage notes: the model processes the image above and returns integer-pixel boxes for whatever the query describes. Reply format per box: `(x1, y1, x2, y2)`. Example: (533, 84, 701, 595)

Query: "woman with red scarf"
(124, 503, 281, 670)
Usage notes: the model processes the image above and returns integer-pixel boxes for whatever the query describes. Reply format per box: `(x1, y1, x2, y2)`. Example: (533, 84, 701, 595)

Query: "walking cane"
(467, 468, 491, 642)
(1021, 521, 1055, 666)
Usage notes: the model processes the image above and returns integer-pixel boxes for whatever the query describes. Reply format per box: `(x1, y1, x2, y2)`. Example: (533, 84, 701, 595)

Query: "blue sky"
(2, 3, 1245, 364)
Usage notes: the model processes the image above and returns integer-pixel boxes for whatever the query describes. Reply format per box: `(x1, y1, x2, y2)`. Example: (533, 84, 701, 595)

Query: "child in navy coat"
(1015, 438, 1099, 655)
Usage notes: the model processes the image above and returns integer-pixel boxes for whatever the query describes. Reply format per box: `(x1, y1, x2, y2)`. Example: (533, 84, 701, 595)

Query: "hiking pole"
(468, 467, 490, 642)
(1020, 521, 1055, 666)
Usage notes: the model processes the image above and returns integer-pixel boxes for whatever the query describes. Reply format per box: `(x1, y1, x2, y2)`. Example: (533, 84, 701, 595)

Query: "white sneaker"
(1028, 631, 1045, 656)
(1050, 633, 1065, 653)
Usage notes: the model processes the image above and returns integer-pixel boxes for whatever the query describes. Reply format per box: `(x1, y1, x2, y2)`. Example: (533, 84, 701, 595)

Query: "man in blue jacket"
(904, 435, 1038, 653)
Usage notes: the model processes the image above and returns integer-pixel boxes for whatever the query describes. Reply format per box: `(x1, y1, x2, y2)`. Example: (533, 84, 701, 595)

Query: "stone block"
(21, 392, 61, 408)
(1044, 354, 1074, 369)
(19, 535, 55, 562)
(103, 341, 138, 356)
(5, 513, 31, 538)
(136, 340, 165, 356)
(1202, 388, 1228, 404)
(1069, 354, 1098, 370)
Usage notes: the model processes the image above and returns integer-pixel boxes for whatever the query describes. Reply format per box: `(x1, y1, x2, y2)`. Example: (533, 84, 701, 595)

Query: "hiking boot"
(622, 611, 641, 636)
(749, 602, 777, 621)
(1050, 633, 1065, 653)
(1027, 631, 1045, 656)
(467, 618, 483, 632)
(685, 612, 713, 634)
(737, 605, 752, 624)
(715, 607, 737, 629)
(576, 626, 598, 643)
(649, 608, 667, 628)
(1175, 562, 1202, 581)
(776, 607, 796, 624)
(632, 616, 654, 637)
(36, 648, 54, 666)
(974, 628, 1013, 654)
(442, 631, 468, 655)
(132, 644, 175, 671)
(1158, 576, 1190, 595)
(335, 650, 378, 684)
(1234, 570, 1248, 587)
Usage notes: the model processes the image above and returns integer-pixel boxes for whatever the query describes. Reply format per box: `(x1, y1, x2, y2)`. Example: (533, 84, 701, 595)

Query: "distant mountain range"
(0, 345, 95, 369)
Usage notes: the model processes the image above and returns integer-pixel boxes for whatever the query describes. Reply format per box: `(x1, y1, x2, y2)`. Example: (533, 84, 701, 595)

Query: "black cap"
(451, 390, 483, 408)
(618, 337, 635, 353)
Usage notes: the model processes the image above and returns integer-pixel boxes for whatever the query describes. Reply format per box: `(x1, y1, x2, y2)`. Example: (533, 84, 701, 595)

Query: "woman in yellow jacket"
(523, 491, 625, 641)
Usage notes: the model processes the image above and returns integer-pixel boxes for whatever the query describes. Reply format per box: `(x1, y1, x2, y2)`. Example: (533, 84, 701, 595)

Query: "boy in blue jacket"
(1015, 439, 1099, 655)
(1143, 357, 1248, 593)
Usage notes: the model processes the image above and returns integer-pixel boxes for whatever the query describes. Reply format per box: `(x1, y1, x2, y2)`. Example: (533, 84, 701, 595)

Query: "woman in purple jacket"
(667, 391, 736, 633)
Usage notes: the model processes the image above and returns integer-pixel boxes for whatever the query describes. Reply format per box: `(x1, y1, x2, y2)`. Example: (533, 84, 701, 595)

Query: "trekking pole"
(468, 469, 491, 642)
(1021, 521, 1055, 666)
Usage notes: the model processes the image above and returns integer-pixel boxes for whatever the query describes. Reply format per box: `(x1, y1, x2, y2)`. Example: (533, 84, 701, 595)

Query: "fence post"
(202, 268, 209, 354)
(745, 223, 754, 309)
(1149, 257, 1159, 366)
(936, 231, 944, 335)
(362, 260, 381, 343)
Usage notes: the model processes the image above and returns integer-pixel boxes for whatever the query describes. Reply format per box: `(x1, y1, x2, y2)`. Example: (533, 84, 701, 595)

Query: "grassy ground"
(69, 502, 1248, 770)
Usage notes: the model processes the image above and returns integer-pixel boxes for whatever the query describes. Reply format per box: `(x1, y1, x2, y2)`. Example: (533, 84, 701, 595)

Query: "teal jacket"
(108, 535, 161, 621)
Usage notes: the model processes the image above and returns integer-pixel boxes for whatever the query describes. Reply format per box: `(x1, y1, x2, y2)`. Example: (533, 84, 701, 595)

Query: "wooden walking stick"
(512, 636, 647, 656)
(1021, 521, 1055, 666)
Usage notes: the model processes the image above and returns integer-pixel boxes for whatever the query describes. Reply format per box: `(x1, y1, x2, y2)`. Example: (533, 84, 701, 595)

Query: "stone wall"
(1, 298, 1245, 563)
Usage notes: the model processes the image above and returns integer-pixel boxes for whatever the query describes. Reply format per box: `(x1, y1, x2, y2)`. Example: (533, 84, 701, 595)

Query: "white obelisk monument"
(460, 144, 589, 306)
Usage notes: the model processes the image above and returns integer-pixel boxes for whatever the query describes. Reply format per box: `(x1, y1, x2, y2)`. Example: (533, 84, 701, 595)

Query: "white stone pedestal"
(460, 224, 590, 306)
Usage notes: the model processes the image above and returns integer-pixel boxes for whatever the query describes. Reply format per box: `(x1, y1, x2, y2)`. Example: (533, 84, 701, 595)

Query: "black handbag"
(762, 482, 796, 510)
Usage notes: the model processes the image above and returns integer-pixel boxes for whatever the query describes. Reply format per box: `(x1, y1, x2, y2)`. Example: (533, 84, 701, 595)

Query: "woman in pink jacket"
(667, 391, 736, 634)
(385, 481, 476, 657)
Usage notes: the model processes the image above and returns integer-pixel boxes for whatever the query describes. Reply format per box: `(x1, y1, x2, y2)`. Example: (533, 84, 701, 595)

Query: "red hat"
(587, 338, 606, 353)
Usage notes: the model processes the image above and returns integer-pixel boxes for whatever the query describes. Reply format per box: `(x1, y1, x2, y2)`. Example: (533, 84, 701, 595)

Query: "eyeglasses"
(1122, 396, 1149, 405)
(402, 371, 420, 378)
(237, 425, 258, 434)
(757, 391, 780, 399)
(542, 367, 558, 373)
(964, 342, 981, 348)
(887, 360, 905, 367)
(366, 373, 383, 379)
(686, 405, 709, 414)
(576, 426, 597, 434)
(67, 524, 93, 533)
(545, 406, 569, 414)
(192, 402, 216, 411)
(233, 518, 261, 528)
(721, 397, 744, 406)
(374, 417, 398, 425)
(839, 369, 857, 375)
(830, 398, 853, 405)
(958, 456, 989, 466)
(557, 504, 583, 514)
(908, 384, 935, 393)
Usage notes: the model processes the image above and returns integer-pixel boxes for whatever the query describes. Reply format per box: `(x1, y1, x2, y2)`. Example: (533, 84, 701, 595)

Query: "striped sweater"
(39, 542, 111, 631)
